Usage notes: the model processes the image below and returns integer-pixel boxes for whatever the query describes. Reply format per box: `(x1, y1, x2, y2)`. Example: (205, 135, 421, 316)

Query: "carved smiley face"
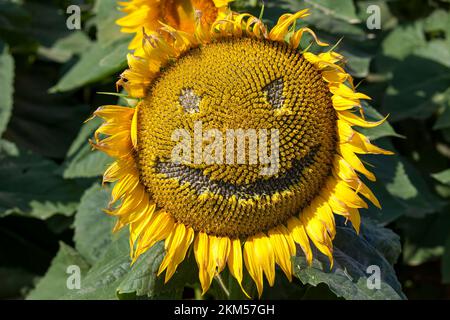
(137, 38, 337, 238)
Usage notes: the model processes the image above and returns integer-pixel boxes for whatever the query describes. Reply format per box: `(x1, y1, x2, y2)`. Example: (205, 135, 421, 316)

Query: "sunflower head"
(93, 8, 393, 297)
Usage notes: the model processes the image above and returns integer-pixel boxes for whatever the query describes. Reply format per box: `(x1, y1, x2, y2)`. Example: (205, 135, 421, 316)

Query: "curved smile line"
(154, 145, 320, 199)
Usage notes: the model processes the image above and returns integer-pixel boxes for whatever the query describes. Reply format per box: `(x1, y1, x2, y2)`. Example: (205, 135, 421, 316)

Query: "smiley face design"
(137, 38, 337, 238)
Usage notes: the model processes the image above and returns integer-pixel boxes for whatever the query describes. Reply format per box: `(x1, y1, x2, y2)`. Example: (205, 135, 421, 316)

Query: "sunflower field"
(0, 0, 449, 301)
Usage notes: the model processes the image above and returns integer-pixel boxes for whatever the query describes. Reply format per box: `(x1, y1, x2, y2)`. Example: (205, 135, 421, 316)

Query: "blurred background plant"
(0, 0, 449, 299)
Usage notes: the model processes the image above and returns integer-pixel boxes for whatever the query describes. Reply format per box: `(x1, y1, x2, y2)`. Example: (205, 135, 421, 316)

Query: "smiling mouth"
(154, 145, 320, 199)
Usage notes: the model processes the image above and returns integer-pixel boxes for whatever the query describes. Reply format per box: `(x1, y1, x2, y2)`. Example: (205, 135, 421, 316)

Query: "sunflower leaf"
(0, 149, 88, 219)
(27, 242, 90, 300)
(6, 61, 89, 158)
(62, 230, 192, 299)
(93, 0, 126, 45)
(442, 235, 450, 284)
(398, 213, 450, 266)
(73, 183, 115, 265)
(432, 169, 450, 185)
(116, 242, 197, 299)
(303, 0, 360, 24)
(61, 232, 131, 300)
(269, 0, 364, 39)
(0, 0, 32, 48)
(434, 102, 450, 130)
(0, 267, 35, 299)
(293, 219, 405, 300)
(358, 103, 403, 140)
(375, 23, 427, 75)
(63, 118, 112, 179)
(50, 38, 129, 93)
(60, 232, 190, 299)
(0, 42, 14, 137)
(382, 41, 450, 122)
(38, 31, 92, 63)
(361, 140, 445, 224)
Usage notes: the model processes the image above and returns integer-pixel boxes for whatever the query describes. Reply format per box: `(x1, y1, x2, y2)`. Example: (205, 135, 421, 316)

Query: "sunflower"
(91, 9, 393, 297)
(116, 0, 233, 54)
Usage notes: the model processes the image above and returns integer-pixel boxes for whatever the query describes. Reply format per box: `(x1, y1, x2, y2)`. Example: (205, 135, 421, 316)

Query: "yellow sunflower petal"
(93, 105, 135, 122)
(158, 223, 195, 282)
(268, 9, 310, 41)
(301, 206, 334, 267)
(330, 83, 371, 101)
(244, 233, 276, 297)
(211, 236, 231, 273)
(332, 180, 368, 209)
(290, 27, 329, 48)
(131, 104, 139, 149)
(243, 236, 263, 297)
(194, 232, 216, 294)
(347, 207, 361, 233)
(339, 143, 376, 181)
(227, 238, 251, 298)
(268, 225, 296, 281)
(287, 217, 313, 265)
(350, 130, 394, 155)
(134, 210, 175, 259)
(339, 110, 388, 128)
(111, 173, 140, 204)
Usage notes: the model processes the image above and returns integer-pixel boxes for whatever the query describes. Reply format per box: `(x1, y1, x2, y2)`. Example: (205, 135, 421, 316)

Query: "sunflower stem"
(258, 1, 265, 21)
(195, 287, 204, 300)
(214, 274, 230, 298)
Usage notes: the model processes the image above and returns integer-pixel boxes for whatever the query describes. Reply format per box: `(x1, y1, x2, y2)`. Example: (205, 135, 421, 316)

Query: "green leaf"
(358, 103, 403, 140)
(27, 243, 90, 300)
(434, 102, 450, 130)
(0, 139, 18, 156)
(375, 22, 427, 74)
(442, 235, 450, 284)
(293, 219, 405, 300)
(74, 183, 115, 265)
(361, 140, 445, 223)
(0, 0, 34, 49)
(356, 0, 396, 31)
(0, 42, 14, 137)
(0, 267, 35, 299)
(383, 23, 427, 59)
(263, 0, 371, 77)
(0, 150, 87, 219)
(117, 242, 196, 299)
(93, 0, 126, 45)
(50, 38, 129, 93)
(62, 232, 131, 300)
(399, 213, 450, 266)
(423, 9, 450, 35)
(7, 62, 89, 158)
(64, 231, 192, 299)
(360, 218, 401, 265)
(64, 144, 111, 179)
(303, 0, 360, 23)
(340, 46, 371, 78)
(256, 0, 364, 40)
(63, 118, 112, 179)
(38, 32, 92, 63)
(383, 41, 450, 121)
(432, 169, 450, 185)
(116, 242, 168, 299)
(24, 1, 71, 49)
(360, 182, 405, 224)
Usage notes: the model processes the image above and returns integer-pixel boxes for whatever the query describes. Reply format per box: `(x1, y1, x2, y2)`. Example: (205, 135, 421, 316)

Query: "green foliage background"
(0, 0, 449, 300)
